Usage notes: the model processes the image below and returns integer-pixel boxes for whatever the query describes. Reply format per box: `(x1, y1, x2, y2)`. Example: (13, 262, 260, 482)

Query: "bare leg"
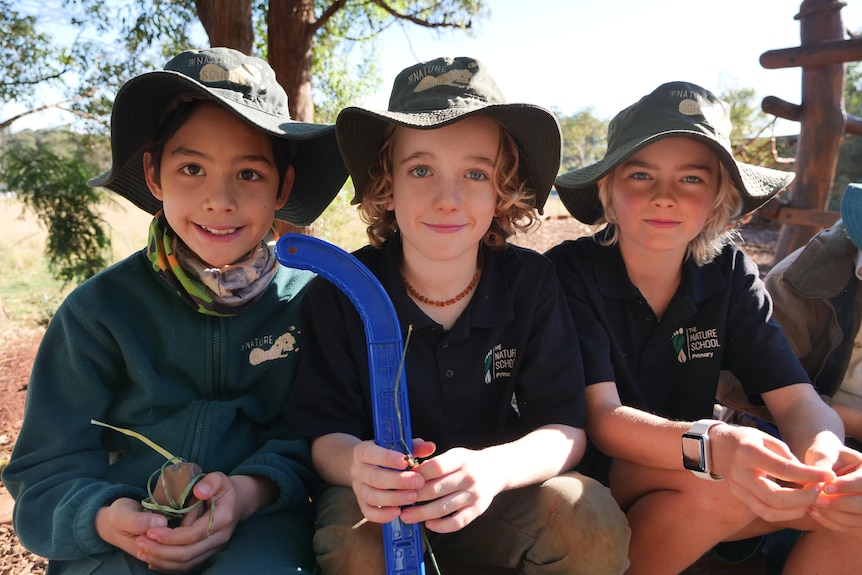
(610, 461, 754, 575)
(782, 525, 862, 575)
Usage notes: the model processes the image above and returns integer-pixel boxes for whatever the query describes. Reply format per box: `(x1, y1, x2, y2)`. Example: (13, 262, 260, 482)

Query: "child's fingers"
(411, 438, 437, 459)
(355, 501, 402, 525)
(729, 477, 819, 523)
(808, 505, 858, 531)
(755, 436, 836, 486)
(812, 485, 862, 531)
(354, 440, 416, 470)
(355, 485, 417, 513)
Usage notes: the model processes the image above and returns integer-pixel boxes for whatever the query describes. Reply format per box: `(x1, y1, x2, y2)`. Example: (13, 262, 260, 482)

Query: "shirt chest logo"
(484, 343, 518, 383)
(672, 326, 721, 363)
(245, 326, 300, 366)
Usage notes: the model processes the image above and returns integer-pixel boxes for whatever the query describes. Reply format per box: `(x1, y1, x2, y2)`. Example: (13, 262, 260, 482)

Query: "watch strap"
(683, 418, 724, 481)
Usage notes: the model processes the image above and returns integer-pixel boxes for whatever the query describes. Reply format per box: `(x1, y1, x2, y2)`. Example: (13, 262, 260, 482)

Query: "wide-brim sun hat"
(841, 182, 862, 249)
(335, 56, 562, 213)
(554, 81, 796, 225)
(89, 47, 348, 227)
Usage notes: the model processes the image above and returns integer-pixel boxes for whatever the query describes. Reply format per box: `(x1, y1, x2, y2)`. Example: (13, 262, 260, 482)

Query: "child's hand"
(712, 425, 834, 522)
(811, 445, 862, 530)
(350, 438, 434, 524)
(401, 446, 505, 533)
(95, 497, 167, 559)
(137, 472, 245, 572)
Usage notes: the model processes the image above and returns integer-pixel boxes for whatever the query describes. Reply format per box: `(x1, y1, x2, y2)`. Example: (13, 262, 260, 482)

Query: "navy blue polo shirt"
(546, 234, 809, 422)
(287, 235, 586, 453)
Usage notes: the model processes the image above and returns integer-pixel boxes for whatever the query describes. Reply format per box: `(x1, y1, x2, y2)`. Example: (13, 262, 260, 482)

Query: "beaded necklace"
(402, 256, 482, 307)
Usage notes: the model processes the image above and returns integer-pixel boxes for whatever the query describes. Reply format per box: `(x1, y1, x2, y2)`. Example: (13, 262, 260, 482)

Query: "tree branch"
(370, 0, 472, 29)
(2, 70, 66, 88)
(312, 0, 349, 34)
(0, 88, 99, 132)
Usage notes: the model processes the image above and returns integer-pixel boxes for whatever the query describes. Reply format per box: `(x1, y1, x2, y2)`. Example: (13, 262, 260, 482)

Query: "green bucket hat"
(89, 47, 348, 227)
(554, 81, 795, 225)
(336, 56, 562, 212)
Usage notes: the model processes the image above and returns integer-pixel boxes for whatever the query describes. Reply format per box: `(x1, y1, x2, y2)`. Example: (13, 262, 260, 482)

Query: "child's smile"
(387, 114, 500, 266)
(144, 102, 289, 268)
(612, 136, 719, 260)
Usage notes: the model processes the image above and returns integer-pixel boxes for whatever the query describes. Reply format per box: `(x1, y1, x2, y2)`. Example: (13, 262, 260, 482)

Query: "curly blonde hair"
(359, 119, 539, 249)
(595, 160, 744, 265)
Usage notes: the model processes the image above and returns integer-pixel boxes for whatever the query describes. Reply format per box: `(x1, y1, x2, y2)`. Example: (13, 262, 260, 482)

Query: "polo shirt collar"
(591, 233, 727, 308)
(590, 231, 639, 300)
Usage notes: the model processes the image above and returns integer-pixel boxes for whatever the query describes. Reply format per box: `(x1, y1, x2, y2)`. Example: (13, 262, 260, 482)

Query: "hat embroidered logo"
(414, 67, 475, 92)
(198, 62, 261, 87)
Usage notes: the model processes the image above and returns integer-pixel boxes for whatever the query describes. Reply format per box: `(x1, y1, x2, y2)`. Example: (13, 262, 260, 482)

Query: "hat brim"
(88, 70, 348, 226)
(554, 131, 795, 224)
(336, 103, 561, 213)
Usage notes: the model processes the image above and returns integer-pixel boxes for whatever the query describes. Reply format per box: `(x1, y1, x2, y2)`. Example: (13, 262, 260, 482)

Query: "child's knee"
(313, 520, 385, 575)
(313, 486, 386, 575)
(531, 472, 631, 574)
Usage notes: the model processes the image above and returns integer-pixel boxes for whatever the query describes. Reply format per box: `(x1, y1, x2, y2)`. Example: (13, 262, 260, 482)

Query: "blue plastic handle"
(275, 234, 425, 575)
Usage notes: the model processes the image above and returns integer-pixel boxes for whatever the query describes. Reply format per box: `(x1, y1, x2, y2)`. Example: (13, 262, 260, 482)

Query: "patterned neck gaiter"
(146, 213, 279, 316)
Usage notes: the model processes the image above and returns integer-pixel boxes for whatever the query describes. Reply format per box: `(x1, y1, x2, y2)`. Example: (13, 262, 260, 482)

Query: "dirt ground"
(0, 216, 781, 573)
(0, 326, 47, 574)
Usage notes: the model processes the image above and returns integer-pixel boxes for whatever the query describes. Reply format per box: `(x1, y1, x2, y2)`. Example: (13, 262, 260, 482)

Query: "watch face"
(681, 433, 707, 473)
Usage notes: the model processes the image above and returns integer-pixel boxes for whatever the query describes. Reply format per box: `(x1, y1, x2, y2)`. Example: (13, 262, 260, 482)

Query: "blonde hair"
(359, 119, 538, 249)
(595, 160, 743, 265)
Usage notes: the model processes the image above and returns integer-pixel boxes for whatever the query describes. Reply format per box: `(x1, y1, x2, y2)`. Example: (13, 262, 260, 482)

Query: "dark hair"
(146, 100, 295, 195)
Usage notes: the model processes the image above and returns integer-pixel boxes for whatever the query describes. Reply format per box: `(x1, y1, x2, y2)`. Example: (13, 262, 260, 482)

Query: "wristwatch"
(681, 419, 725, 481)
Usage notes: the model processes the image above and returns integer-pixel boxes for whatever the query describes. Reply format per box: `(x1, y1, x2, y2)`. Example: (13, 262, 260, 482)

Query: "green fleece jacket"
(2, 249, 316, 560)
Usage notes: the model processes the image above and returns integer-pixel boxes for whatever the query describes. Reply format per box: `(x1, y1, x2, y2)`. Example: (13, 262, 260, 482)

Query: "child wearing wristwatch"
(546, 81, 862, 574)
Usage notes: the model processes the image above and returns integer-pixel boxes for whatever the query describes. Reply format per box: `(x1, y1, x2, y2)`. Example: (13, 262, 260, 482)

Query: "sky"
(8, 0, 862, 134)
(362, 0, 862, 134)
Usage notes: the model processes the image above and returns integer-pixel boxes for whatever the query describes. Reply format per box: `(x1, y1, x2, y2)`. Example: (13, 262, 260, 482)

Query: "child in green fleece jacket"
(1, 47, 346, 574)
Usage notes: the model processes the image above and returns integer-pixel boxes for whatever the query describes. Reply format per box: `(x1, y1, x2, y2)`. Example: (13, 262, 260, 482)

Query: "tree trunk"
(195, 0, 254, 55)
(268, 0, 316, 122)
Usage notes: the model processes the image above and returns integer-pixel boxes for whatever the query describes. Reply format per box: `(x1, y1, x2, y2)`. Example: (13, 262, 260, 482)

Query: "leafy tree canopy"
(4, 0, 488, 130)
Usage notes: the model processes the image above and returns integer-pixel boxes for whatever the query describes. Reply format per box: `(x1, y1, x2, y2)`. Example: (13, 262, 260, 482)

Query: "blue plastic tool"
(274, 234, 426, 575)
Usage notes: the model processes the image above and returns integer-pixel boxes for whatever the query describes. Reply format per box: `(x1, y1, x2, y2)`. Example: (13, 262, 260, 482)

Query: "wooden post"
(779, 1, 846, 261)
(760, 0, 847, 263)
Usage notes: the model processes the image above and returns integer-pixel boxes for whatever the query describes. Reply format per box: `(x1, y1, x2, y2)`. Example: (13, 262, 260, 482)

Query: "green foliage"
(57, 1, 487, 125)
(0, 127, 110, 167)
(313, 185, 368, 253)
(555, 107, 608, 173)
(0, 1, 60, 104)
(834, 61, 862, 202)
(717, 82, 792, 171)
(67, 0, 197, 58)
(846, 61, 862, 117)
(310, 5, 382, 124)
(0, 147, 110, 285)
